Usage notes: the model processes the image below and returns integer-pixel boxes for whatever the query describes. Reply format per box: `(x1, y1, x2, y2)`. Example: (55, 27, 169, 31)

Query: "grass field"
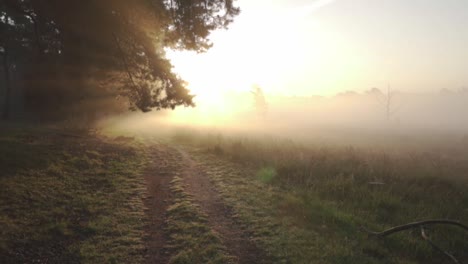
(0, 125, 240, 264)
(172, 130, 468, 263)
(1, 123, 467, 263)
(0, 125, 148, 263)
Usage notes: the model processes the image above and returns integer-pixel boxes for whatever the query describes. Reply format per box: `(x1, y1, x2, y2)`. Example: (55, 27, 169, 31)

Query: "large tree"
(0, 0, 239, 120)
(1, 1, 39, 119)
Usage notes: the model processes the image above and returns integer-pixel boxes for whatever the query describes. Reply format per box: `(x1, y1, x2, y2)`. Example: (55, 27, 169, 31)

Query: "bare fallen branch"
(361, 219, 468, 237)
(362, 220, 467, 264)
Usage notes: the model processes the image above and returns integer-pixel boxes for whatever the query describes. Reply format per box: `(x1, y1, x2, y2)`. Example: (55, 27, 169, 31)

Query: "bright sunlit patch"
(163, 0, 353, 124)
(169, 83, 252, 126)
(165, 22, 316, 124)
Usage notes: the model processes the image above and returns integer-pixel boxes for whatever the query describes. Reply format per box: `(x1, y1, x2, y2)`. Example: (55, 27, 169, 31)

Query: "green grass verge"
(0, 126, 148, 263)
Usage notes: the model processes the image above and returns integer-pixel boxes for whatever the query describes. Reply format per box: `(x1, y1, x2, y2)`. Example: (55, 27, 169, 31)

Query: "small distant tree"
(251, 84, 268, 118)
(375, 85, 400, 121)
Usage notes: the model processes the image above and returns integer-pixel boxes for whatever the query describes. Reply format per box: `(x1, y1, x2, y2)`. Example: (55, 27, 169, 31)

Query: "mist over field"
(93, 84, 468, 263)
(103, 87, 468, 150)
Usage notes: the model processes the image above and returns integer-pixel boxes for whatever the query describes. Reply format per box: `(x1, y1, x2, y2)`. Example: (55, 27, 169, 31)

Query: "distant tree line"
(0, 0, 239, 121)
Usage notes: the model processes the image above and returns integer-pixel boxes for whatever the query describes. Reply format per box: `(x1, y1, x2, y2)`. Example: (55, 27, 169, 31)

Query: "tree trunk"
(2, 48, 12, 120)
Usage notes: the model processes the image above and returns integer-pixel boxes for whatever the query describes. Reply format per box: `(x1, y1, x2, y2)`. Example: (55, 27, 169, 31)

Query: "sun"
(165, 48, 257, 124)
(164, 50, 254, 125)
(166, 48, 256, 94)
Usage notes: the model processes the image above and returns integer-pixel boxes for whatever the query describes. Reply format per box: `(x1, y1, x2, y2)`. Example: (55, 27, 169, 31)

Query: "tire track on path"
(144, 144, 179, 264)
(175, 146, 270, 264)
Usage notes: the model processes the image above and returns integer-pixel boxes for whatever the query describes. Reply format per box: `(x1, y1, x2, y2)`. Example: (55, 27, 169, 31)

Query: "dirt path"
(175, 147, 269, 264)
(143, 145, 178, 264)
(144, 143, 267, 263)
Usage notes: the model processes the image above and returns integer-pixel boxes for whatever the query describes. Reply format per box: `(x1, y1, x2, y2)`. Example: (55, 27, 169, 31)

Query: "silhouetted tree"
(0, 0, 239, 120)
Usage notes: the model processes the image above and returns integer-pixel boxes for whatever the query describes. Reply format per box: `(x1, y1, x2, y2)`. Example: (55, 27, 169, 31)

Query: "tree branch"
(362, 220, 467, 264)
(112, 33, 139, 92)
(361, 219, 468, 237)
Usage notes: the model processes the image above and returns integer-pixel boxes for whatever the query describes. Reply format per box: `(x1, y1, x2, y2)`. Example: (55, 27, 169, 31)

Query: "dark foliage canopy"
(0, 0, 239, 118)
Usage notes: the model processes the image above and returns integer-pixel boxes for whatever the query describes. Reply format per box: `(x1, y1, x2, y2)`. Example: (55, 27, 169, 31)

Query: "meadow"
(172, 129, 468, 263)
(1, 122, 467, 263)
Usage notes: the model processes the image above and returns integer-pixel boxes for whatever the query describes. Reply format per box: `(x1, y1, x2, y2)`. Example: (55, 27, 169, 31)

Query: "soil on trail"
(143, 145, 179, 264)
(175, 147, 269, 264)
(144, 143, 268, 264)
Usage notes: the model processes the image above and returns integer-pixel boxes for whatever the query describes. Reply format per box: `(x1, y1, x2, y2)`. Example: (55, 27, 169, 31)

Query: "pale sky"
(167, 0, 468, 97)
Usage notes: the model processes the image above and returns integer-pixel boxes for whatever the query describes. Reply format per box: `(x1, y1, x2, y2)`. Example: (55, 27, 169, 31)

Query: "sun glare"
(165, 48, 257, 125)
(164, 1, 335, 105)
(163, 0, 366, 124)
(165, 19, 313, 118)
